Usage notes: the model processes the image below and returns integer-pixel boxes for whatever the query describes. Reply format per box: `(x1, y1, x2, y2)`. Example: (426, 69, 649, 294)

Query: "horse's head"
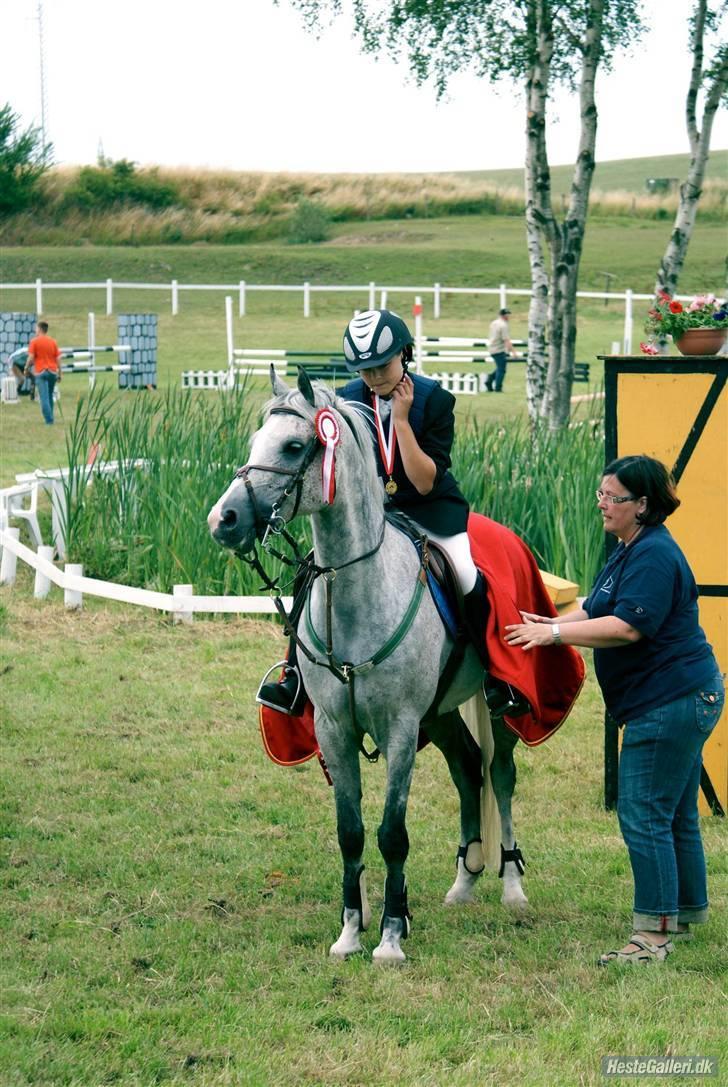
(208, 367, 377, 553)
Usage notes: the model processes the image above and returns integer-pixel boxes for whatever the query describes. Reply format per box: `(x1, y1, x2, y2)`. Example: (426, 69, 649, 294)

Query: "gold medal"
(385, 478, 398, 495)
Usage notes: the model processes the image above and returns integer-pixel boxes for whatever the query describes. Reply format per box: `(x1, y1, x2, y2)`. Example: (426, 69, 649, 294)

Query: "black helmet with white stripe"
(342, 309, 414, 372)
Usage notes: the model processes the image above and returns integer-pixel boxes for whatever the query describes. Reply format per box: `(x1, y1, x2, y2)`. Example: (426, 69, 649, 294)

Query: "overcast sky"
(3, 0, 727, 174)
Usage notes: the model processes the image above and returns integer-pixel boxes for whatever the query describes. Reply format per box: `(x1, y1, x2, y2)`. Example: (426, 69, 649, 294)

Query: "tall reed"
(61, 388, 604, 599)
(453, 413, 605, 591)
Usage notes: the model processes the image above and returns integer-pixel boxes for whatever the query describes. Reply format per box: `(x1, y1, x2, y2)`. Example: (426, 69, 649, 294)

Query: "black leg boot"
(256, 638, 307, 715)
(462, 573, 531, 719)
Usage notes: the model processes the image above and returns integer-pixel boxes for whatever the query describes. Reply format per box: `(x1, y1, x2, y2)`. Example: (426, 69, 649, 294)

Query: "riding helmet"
(342, 309, 414, 372)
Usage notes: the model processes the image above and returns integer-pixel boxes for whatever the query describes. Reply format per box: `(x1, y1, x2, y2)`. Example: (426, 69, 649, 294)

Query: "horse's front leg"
(373, 727, 418, 964)
(316, 711, 371, 958)
(491, 716, 528, 911)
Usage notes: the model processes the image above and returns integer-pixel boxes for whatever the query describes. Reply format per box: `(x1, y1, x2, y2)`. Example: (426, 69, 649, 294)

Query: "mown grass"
(1, 581, 726, 1086)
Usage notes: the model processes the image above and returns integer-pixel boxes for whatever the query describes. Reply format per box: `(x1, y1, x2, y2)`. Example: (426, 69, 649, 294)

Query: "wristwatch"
(551, 624, 562, 645)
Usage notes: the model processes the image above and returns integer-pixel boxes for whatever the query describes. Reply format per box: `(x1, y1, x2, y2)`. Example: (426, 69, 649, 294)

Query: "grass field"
(1, 211, 726, 1085)
(1, 580, 726, 1086)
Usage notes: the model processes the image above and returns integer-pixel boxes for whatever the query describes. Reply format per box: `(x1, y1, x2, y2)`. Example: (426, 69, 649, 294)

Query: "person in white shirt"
(485, 308, 513, 392)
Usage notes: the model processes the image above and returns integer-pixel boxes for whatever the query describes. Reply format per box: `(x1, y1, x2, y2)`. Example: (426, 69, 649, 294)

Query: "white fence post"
(413, 297, 423, 375)
(239, 280, 246, 318)
(171, 279, 179, 316)
(64, 563, 83, 609)
(35, 277, 43, 314)
(434, 282, 441, 320)
(50, 480, 67, 561)
(369, 282, 376, 310)
(0, 527, 19, 585)
(500, 283, 508, 310)
(380, 290, 388, 310)
(34, 545, 55, 598)
(87, 312, 96, 391)
(624, 289, 633, 354)
(106, 278, 113, 316)
(173, 583, 194, 623)
(303, 282, 310, 318)
(225, 296, 234, 379)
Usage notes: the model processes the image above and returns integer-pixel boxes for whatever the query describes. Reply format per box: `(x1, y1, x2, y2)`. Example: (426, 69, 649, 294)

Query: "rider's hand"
(391, 373, 414, 424)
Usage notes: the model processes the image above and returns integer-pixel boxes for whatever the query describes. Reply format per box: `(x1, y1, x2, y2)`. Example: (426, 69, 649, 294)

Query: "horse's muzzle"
(208, 498, 256, 552)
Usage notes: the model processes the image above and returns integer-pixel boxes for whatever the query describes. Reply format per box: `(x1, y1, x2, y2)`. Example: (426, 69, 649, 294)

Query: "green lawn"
(0, 582, 725, 1086)
(459, 149, 728, 196)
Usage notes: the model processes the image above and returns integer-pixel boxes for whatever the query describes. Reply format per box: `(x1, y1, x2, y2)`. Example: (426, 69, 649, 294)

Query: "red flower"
(669, 301, 683, 314)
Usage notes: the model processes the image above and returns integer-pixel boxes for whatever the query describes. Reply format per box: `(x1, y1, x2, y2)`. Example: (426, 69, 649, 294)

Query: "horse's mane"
(263, 383, 383, 500)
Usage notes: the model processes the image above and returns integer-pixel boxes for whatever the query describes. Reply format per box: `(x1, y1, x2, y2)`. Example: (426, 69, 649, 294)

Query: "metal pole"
(239, 280, 246, 318)
(225, 296, 234, 379)
(624, 289, 633, 354)
(413, 297, 423, 375)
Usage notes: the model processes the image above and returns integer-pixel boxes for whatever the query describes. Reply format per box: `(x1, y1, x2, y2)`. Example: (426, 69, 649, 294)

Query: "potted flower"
(641, 292, 728, 356)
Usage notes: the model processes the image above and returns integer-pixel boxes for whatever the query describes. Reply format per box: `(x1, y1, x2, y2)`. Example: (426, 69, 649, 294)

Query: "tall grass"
(62, 387, 604, 597)
(4, 162, 725, 245)
(453, 412, 605, 590)
(61, 384, 297, 596)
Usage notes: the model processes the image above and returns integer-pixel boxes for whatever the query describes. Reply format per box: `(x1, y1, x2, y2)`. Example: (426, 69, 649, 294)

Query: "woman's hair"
(603, 455, 681, 525)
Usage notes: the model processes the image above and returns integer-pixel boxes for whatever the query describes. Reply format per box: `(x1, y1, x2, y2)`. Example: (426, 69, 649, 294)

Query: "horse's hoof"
(329, 936, 364, 958)
(372, 943, 406, 964)
(444, 883, 477, 905)
(502, 890, 529, 912)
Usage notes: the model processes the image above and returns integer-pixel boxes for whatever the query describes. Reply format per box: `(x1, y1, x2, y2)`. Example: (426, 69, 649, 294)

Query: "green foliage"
(59, 384, 291, 595)
(453, 413, 606, 590)
(287, 196, 332, 243)
(63, 158, 180, 211)
(0, 103, 52, 216)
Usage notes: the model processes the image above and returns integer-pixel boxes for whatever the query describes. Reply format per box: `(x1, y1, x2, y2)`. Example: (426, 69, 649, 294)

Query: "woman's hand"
(391, 373, 415, 424)
(504, 621, 557, 651)
(518, 610, 552, 624)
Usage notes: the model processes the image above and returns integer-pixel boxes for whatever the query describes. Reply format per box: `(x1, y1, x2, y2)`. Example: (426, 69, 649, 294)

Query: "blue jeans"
(617, 668, 724, 932)
(487, 352, 508, 392)
(36, 370, 58, 424)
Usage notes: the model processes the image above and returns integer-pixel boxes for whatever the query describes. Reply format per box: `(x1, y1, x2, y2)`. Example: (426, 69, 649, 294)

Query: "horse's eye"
(284, 440, 305, 455)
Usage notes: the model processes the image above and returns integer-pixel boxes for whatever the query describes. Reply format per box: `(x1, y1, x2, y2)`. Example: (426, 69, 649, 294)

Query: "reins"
(232, 400, 431, 761)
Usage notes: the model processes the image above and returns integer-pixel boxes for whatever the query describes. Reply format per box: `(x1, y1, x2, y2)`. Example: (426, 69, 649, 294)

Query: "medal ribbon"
(314, 407, 341, 504)
(373, 395, 397, 482)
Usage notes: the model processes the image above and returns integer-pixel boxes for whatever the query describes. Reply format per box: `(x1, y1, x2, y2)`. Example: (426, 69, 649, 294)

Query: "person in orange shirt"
(26, 321, 62, 424)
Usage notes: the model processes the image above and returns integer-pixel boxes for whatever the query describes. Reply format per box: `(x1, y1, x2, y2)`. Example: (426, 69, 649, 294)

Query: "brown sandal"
(598, 934, 674, 966)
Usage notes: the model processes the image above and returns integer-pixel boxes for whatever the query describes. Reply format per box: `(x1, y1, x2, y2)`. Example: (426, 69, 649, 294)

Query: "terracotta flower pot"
(675, 327, 727, 356)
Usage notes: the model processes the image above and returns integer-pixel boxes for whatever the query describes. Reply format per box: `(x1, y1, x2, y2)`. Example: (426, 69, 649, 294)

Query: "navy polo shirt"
(583, 524, 716, 721)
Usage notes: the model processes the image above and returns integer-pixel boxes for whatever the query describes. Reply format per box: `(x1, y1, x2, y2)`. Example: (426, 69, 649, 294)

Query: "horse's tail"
(459, 691, 500, 870)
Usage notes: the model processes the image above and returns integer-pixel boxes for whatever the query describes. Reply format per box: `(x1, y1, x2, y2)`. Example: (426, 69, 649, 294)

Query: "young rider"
(257, 309, 529, 719)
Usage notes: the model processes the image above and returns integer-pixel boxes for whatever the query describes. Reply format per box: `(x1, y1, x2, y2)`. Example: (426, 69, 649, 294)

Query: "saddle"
(384, 510, 465, 642)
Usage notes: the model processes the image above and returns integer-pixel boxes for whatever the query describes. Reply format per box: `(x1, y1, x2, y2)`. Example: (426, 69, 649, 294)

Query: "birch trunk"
(539, 0, 603, 430)
(524, 0, 556, 423)
(655, 1, 728, 296)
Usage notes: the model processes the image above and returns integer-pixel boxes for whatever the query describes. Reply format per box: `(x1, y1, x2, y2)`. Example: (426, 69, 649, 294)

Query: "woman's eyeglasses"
(595, 489, 636, 504)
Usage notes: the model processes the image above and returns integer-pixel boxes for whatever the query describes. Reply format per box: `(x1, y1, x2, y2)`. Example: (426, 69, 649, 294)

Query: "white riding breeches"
(412, 526, 478, 595)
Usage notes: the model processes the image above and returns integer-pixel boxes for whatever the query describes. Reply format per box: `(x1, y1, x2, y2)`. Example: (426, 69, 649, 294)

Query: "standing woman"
(505, 455, 724, 965)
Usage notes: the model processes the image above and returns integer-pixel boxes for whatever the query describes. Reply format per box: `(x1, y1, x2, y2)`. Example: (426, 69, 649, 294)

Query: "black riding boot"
(256, 638, 307, 716)
(462, 573, 531, 719)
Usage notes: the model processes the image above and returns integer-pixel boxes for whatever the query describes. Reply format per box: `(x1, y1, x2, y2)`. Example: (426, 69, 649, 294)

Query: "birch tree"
(284, 0, 642, 428)
(654, 0, 728, 297)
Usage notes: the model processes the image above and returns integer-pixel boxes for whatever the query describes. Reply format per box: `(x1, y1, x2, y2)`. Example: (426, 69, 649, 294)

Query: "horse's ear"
(297, 366, 316, 406)
(270, 365, 289, 397)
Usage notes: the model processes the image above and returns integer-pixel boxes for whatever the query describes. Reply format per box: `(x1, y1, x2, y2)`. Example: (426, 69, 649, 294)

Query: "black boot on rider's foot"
(256, 641, 307, 716)
(462, 573, 531, 719)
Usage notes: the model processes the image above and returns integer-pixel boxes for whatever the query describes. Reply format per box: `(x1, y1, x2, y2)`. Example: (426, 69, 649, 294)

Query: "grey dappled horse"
(208, 371, 526, 963)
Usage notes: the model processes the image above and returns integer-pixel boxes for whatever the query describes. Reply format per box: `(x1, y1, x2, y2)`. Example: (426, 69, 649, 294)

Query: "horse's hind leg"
(318, 718, 371, 958)
(424, 709, 485, 905)
(491, 716, 528, 911)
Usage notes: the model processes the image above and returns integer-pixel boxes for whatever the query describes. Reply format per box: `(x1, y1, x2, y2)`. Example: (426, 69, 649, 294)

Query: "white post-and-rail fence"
(6, 275, 692, 353)
(0, 527, 291, 618)
(0, 459, 291, 617)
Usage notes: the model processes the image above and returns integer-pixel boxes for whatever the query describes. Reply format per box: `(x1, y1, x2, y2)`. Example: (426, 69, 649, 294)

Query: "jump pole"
(413, 297, 423, 374)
